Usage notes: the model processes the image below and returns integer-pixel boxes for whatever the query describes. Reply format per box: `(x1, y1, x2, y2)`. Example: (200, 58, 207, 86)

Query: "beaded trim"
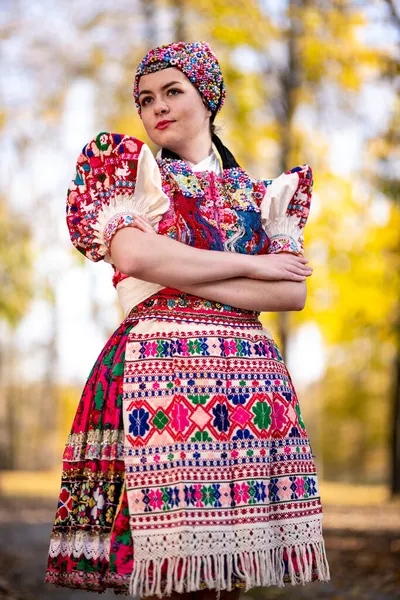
(126, 290, 262, 328)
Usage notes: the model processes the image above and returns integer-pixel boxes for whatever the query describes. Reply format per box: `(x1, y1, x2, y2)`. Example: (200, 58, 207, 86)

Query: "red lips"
(156, 120, 175, 130)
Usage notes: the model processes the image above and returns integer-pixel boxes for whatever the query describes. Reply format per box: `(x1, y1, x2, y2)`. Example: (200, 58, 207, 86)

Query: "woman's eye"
(167, 88, 181, 96)
(141, 96, 152, 106)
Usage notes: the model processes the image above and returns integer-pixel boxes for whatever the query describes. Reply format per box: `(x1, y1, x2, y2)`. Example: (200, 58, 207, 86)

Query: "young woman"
(45, 41, 330, 599)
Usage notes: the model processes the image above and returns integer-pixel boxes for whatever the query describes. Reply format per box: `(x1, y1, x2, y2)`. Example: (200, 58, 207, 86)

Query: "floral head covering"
(133, 41, 226, 118)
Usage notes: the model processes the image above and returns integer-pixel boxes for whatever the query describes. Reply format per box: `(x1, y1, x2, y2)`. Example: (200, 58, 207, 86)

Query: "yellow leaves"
(0, 198, 34, 328)
(338, 64, 363, 91)
(300, 173, 400, 348)
(300, 6, 381, 89)
(191, 0, 275, 50)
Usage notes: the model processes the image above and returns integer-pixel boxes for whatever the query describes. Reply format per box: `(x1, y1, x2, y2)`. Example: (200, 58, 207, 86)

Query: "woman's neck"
(169, 133, 213, 165)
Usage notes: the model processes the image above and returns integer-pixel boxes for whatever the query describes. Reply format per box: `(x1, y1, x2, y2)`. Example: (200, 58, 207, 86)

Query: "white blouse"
(111, 148, 223, 317)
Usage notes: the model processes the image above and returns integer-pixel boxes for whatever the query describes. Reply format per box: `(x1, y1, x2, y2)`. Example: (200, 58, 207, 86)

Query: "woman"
(45, 41, 330, 599)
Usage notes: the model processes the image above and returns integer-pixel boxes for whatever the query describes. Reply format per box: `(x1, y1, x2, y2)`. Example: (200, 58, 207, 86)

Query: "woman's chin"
(156, 134, 182, 153)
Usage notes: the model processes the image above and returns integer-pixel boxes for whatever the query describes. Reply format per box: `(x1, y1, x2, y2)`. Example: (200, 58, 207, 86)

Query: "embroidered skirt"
(45, 288, 330, 597)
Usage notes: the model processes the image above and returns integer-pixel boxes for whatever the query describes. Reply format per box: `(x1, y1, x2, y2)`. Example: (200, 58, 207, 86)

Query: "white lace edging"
(129, 518, 330, 598)
(91, 144, 170, 256)
(263, 213, 302, 239)
(48, 532, 111, 561)
(263, 214, 304, 253)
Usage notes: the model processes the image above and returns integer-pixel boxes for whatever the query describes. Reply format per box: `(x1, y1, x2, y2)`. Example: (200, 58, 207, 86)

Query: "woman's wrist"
(224, 251, 255, 279)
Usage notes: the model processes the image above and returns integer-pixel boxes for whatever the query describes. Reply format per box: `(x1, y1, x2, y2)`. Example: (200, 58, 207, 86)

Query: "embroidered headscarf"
(133, 41, 226, 119)
(133, 40, 239, 169)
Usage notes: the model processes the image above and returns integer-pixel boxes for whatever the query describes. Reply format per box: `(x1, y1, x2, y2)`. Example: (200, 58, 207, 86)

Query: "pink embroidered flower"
(144, 341, 158, 357)
(130, 489, 144, 513)
(272, 401, 287, 431)
(149, 489, 163, 510)
(284, 445, 291, 454)
(277, 477, 292, 501)
(223, 340, 237, 355)
(171, 400, 190, 433)
(193, 484, 204, 507)
(152, 382, 160, 389)
(153, 454, 160, 463)
(124, 139, 138, 153)
(231, 449, 239, 459)
(219, 483, 232, 506)
(296, 477, 305, 497)
(179, 339, 190, 356)
(233, 482, 250, 504)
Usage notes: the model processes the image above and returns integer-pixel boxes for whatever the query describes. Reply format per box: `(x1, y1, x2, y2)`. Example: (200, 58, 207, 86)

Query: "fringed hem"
(129, 540, 331, 599)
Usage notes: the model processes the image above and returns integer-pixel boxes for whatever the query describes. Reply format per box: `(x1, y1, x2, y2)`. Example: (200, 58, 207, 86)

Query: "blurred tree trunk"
(172, 0, 186, 41)
(381, 0, 400, 497)
(392, 315, 400, 496)
(2, 337, 18, 470)
(275, 0, 303, 360)
(142, 0, 157, 47)
(37, 282, 59, 470)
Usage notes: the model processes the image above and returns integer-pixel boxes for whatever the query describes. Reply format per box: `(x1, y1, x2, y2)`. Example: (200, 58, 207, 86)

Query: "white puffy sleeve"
(66, 132, 170, 262)
(259, 164, 313, 255)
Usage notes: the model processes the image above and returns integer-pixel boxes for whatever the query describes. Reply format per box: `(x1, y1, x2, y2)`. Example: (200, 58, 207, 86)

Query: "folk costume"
(45, 41, 330, 597)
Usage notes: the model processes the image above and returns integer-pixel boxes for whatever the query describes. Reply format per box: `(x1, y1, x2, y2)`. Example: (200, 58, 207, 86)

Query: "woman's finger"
(131, 215, 157, 233)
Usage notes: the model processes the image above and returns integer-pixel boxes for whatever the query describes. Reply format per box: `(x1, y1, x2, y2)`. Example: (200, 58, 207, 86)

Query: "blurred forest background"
(0, 0, 400, 598)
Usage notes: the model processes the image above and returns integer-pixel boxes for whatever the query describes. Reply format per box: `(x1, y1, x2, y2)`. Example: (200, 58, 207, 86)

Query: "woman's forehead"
(138, 67, 188, 92)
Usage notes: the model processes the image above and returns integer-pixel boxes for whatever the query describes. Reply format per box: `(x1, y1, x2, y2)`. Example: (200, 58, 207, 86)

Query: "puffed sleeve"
(259, 164, 313, 255)
(66, 131, 170, 262)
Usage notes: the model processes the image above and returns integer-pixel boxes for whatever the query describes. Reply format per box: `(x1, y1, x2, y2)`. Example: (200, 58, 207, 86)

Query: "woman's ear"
(202, 98, 212, 119)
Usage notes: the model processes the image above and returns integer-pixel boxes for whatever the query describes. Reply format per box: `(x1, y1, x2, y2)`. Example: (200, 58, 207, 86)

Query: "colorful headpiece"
(133, 41, 226, 118)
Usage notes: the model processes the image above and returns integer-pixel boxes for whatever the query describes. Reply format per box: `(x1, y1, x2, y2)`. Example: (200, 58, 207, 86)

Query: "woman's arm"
(178, 278, 307, 312)
(109, 223, 312, 288)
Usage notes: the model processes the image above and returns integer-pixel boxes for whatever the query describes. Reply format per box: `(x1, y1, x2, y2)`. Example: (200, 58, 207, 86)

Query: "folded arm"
(110, 224, 311, 312)
(178, 278, 307, 312)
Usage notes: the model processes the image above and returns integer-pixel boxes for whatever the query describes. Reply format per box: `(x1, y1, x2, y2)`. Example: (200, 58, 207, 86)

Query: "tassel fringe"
(129, 541, 330, 598)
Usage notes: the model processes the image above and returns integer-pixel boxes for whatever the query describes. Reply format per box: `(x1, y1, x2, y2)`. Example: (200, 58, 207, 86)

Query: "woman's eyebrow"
(138, 81, 182, 97)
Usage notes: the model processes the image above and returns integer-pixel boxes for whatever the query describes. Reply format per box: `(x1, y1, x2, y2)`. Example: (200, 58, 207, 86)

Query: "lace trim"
(48, 531, 111, 561)
(263, 214, 304, 255)
(64, 429, 125, 462)
(66, 429, 124, 446)
(129, 518, 330, 598)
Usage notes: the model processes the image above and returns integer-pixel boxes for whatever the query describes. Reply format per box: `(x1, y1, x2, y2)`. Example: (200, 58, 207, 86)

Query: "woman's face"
(138, 67, 212, 153)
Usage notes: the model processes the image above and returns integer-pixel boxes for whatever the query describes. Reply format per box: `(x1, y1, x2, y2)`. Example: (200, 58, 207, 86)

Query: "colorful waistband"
(126, 288, 262, 328)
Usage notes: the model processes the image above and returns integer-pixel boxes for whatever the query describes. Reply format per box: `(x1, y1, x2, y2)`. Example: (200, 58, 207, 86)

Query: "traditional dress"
(45, 41, 330, 598)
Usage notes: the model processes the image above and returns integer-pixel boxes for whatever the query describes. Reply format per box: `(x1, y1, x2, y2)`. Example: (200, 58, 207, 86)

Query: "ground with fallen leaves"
(0, 496, 399, 600)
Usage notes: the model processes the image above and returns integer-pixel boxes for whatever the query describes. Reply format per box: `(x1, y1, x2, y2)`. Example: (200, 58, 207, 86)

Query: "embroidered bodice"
(66, 132, 313, 316)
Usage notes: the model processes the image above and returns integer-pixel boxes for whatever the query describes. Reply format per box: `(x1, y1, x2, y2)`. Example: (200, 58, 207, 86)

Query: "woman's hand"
(248, 253, 313, 282)
(128, 215, 157, 234)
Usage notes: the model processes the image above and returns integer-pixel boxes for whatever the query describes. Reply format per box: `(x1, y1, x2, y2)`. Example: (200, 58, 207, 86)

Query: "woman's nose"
(154, 101, 169, 116)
